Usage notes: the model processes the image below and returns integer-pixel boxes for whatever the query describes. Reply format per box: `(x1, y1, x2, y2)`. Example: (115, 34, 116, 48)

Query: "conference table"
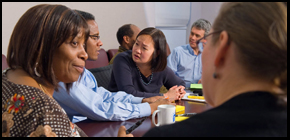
(76, 92, 212, 137)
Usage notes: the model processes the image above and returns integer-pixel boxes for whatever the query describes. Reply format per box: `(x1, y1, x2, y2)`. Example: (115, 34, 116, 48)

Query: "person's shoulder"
(29, 92, 76, 137)
(83, 68, 94, 76)
(172, 44, 190, 53)
(114, 50, 132, 64)
(174, 44, 189, 49)
(115, 50, 131, 58)
(162, 66, 173, 73)
(34, 90, 63, 108)
(142, 126, 165, 137)
(9, 86, 66, 116)
(82, 68, 96, 81)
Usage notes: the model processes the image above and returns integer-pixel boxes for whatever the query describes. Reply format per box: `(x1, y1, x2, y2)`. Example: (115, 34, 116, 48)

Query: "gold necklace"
(38, 83, 53, 98)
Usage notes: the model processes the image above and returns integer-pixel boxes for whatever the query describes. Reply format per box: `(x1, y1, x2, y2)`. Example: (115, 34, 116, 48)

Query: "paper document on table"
(182, 93, 206, 103)
(175, 116, 189, 122)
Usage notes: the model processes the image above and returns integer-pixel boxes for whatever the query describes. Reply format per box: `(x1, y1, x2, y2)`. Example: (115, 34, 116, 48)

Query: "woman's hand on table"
(178, 86, 186, 100)
(163, 85, 186, 100)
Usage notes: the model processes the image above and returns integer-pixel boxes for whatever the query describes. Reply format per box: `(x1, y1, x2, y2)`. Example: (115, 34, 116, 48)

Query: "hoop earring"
(34, 63, 41, 77)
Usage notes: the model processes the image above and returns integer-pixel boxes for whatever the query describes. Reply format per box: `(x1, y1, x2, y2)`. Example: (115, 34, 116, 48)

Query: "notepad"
(175, 116, 189, 122)
(188, 95, 204, 100)
(190, 84, 203, 89)
(182, 93, 206, 103)
(190, 84, 203, 96)
(175, 105, 185, 114)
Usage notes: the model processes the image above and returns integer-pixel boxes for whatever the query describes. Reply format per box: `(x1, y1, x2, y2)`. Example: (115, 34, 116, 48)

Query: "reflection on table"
(76, 99, 212, 137)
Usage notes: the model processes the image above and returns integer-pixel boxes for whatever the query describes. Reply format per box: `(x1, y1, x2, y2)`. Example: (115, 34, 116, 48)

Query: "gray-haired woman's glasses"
(196, 30, 222, 52)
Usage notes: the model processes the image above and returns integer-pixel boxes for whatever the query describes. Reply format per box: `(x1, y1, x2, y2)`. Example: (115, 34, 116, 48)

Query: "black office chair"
(88, 64, 113, 90)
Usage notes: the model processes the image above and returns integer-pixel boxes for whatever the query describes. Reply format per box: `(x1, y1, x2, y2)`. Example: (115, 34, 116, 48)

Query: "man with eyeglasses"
(167, 19, 211, 88)
(53, 10, 171, 123)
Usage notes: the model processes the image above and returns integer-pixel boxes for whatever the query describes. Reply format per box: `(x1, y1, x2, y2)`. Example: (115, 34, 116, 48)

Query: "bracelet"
(164, 94, 169, 99)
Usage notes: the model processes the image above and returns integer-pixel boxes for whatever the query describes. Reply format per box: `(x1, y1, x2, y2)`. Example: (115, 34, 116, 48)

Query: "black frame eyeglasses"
(89, 35, 100, 41)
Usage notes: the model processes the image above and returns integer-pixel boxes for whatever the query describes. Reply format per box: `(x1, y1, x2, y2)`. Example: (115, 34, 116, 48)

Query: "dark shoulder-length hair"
(6, 4, 90, 91)
(136, 27, 168, 72)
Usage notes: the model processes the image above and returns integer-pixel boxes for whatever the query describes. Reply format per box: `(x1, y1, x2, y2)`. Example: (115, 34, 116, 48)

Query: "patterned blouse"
(2, 69, 87, 137)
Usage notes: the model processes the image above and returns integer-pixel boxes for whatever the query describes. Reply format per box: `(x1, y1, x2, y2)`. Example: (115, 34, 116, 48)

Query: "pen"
(126, 117, 147, 134)
(176, 113, 197, 117)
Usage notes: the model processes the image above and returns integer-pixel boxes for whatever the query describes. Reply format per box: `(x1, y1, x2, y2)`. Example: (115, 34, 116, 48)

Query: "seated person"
(108, 27, 186, 98)
(110, 24, 169, 93)
(119, 2, 287, 137)
(167, 19, 211, 88)
(2, 4, 89, 137)
(53, 10, 174, 123)
(109, 24, 141, 65)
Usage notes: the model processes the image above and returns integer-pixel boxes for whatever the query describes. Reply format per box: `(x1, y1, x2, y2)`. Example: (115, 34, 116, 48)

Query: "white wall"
(2, 2, 147, 56)
(143, 2, 155, 27)
(151, 2, 191, 52)
(2, 2, 223, 56)
(155, 2, 190, 27)
(143, 2, 222, 51)
(158, 27, 188, 52)
(186, 2, 223, 45)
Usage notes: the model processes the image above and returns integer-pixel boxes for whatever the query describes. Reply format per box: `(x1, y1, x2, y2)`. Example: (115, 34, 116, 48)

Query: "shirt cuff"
(137, 102, 151, 117)
(131, 97, 144, 104)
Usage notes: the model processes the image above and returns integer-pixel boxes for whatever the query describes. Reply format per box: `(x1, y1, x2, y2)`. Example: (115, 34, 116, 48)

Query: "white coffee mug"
(152, 105, 176, 126)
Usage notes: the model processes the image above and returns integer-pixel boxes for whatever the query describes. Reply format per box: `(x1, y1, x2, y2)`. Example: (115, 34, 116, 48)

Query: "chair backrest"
(107, 49, 118, 61)
(88, 64, 113, 90)
(85, 48, 109, 69)
(2, 54, 8, 71)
